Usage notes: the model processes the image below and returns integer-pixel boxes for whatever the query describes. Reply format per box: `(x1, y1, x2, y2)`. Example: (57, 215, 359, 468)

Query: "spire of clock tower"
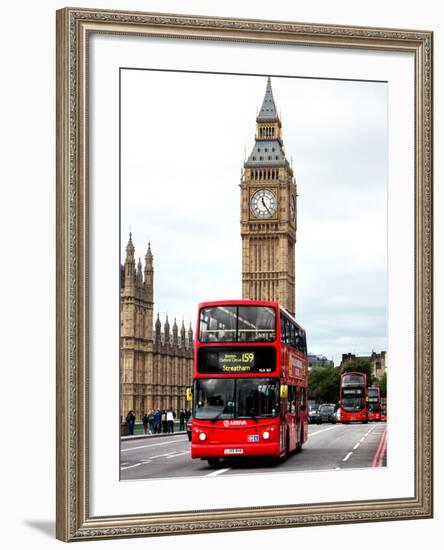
(240, 77, 297, 316)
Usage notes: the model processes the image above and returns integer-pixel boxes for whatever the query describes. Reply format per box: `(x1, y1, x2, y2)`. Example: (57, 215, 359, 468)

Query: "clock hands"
(261, 196, 272, 215)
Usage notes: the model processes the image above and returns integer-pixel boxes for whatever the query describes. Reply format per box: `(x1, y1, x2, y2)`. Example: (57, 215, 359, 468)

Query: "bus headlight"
(199, 432, 207, 441)
(262, 431, 270, 440)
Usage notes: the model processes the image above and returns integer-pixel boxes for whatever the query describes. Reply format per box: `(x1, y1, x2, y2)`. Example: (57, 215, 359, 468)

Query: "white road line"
(360, 437, 365, 442)
(206, 468, 231, 477)
(353, 442, 360, 450)
(121, 439, 187, 453)
(166, 451, 189, 459)
(120, 462, 143, 471)
(308, 426, 339, 438)
(343, 452, 353, 462)
(148, 452, 180, 459)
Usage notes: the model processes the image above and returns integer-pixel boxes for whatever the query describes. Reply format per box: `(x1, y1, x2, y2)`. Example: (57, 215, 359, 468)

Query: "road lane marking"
(120, 463, 143, 470)
(377, 430, 388, 467)
(121, 438, 187, 453)
(371, 428, 387, 467)
(307, 426, 339, 438)
(343, 452, 353, 462)
(206, 468, 231, 477)
(353, 442, 360, 450)
(166, 451, 189, 459)
(148, 452, 181, 459)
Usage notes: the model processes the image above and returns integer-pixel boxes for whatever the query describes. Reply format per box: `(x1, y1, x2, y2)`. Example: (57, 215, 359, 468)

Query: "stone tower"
(120, 234, 194, 421)
(240, 77, 297, 316)
(120, 234, 154, 418)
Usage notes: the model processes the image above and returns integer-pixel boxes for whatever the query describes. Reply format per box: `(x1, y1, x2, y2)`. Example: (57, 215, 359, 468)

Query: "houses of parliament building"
(120, 77, 298, 420)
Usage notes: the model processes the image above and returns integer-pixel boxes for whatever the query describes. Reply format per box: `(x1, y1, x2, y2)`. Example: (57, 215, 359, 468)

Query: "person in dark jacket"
(148, 410, 155, 434)
(161, 410, 168, 433)
(154, 409, 162, 433)
(142, 412, 149, 435)
(179, 409, 186, 431)
(126, 410, 136, 435)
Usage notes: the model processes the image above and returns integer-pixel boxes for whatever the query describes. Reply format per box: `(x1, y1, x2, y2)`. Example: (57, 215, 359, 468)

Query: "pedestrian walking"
(142, 412, 149, 435)
(179, 409, 186, 431)
(161, 410, 168, 433)
(167, 409, 174, 433)
(148, 410, 155, 434)
(154, 408, 162, 433)
(126, 409, 136, 436)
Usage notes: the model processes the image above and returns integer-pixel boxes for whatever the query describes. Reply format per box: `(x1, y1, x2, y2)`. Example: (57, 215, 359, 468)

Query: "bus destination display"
(219, 351, 255, 372)
(197, 347, 275, 374)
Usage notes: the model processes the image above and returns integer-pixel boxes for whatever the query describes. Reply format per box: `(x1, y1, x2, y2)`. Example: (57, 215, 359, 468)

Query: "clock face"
(251, 189, 277, 219)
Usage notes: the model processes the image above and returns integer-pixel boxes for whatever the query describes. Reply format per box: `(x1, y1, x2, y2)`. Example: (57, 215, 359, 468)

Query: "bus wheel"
(207, 458, 220, 467)
(295, 426, 304, 453)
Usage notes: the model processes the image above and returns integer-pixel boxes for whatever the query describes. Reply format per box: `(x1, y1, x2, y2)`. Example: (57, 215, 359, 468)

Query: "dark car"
(308, 405, 321, 424)
(319, 404, 337, 424)
(186, 417, 192, 441)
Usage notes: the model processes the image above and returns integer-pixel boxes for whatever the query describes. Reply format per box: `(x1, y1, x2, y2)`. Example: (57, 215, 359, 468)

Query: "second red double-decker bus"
(188, 300, 308, 465)
(367, 386, 381, 421)
(339, 372, 368, 423)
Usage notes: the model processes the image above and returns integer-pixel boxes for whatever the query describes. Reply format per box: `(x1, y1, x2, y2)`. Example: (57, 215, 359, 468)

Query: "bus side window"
(287, 385, 295, 413)
(301, 331, 307, 355)
(300, 387, 306, 410)
(280, 314, 286, 343)
(285, 318, 290, 345)
(290, 323, 296, 348)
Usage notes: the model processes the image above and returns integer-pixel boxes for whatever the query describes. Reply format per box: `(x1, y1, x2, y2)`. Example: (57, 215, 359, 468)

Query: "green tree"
(308, 366, 341, 405)
(341, 358, 374, 387)
(376, 372, 387, 397)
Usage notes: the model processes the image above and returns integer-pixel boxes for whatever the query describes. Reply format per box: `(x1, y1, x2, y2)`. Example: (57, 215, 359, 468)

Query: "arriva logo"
(223, 420, 247, 426)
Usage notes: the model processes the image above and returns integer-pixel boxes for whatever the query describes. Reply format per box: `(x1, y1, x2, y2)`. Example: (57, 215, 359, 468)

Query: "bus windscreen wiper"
(210, 411, 224, 423)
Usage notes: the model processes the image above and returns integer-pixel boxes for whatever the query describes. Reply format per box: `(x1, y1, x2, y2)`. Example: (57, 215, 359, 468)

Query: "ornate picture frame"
(56, 7, 433, 541)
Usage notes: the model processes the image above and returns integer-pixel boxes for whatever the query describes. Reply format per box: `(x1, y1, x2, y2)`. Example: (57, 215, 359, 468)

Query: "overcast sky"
(121, 70, 387, 365)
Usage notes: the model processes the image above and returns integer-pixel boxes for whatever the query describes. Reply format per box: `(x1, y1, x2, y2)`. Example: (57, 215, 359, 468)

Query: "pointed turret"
(164, 315, 170, 346)
(257, 77, 278, 122)
(172, 318, 178, 345)
(124, 233, 136, 288)
(144, 242, 154, 301)
(136, 258, 143, 286)
(244, 77, 291, 174)
(144, 242, 153, 271)
(188, 323, 193, 347)
(180, 320, 186, 346)
(155, 312, 161, 340)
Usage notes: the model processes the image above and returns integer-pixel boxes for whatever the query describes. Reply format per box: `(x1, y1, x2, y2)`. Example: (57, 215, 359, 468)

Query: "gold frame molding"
(56, 7, 433, 542)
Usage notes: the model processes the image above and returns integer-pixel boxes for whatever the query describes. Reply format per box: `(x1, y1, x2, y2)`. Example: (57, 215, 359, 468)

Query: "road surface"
(120, 422, 387, 480)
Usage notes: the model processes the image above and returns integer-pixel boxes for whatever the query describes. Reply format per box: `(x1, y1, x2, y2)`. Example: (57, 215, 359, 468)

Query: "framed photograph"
(56, 7, 433, 541)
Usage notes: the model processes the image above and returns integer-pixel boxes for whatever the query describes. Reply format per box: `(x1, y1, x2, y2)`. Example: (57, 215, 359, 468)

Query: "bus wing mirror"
(280, 385, 288, 399)
(186, 388, 193, 402)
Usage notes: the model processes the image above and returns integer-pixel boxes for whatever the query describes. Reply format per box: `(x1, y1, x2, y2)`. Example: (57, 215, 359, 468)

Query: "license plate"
(248, 435, 259, 442)
(224, 448, 244, 455)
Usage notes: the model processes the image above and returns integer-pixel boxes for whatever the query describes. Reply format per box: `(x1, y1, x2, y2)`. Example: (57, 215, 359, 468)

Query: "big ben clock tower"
(240, 77, 297, 316)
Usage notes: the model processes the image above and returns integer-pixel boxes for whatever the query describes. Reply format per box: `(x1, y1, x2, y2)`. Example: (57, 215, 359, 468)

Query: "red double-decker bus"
(339, 372, 368, 423)
(367, 386, 381, 421)
(380, 397, 387, 422)
(188, 300, 308, 465)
